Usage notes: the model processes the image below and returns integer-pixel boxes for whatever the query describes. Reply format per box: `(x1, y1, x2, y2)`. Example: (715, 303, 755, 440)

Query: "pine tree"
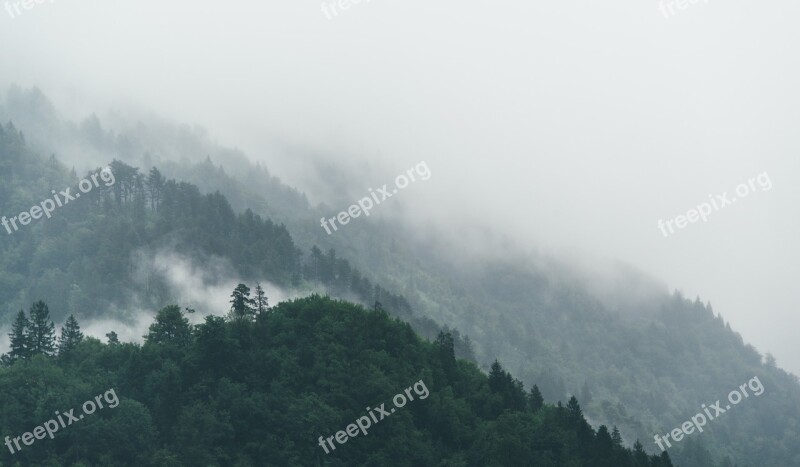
(254, 283, 268, 316)
(566, 395, 583, 422)
(632, 440, 649, 466)
(8, 310, 30, 361)
(611, 426, 623, 447)
(229, 284, 255, 320)
(147, 166, 165, 211)
(106, 331, 120, 345)
(58, 314, 84, 355)
(488, 360, 506, 393)
(595, 425, 614, 460)
(28, 301, 56, 357)
(434, 331, 456, 376)
(529, 384, 544, 413)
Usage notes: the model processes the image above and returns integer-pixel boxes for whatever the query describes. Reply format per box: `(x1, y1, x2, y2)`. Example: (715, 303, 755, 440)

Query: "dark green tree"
(106, 330, 120, 345)
(147, 166, 165, 211)
(594, 425, 614, 466)
(566, 395, 584, 423)
(254, 283, 268, 316)
(58, 314, 84, 355)
(488, 360, 506, 393)
(8, 310, 30, 361)
(146, 305, 192, 345)
(434, 331, 457, 377)
(28, 301, 56, 356)
(632, 440, 649, 466)
(529, 384, 544, 413)
(229, 283, 255, 320)
(611, 426, 623, 447)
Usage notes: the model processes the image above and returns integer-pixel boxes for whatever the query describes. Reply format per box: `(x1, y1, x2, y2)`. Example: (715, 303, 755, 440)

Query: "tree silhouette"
(8, 310, 30, 361)
(229, 284, 255, 320)
(58, 314, 84, 355)
(106, 331, 120, 345)
(28, 301, 56, 357)
(146, 305, 192, 345)
(254, 283, 268, 317)
(529, 384, 544, 413)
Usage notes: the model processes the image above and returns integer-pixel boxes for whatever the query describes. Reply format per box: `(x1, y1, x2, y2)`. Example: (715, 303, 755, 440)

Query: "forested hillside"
(0, 122, 474, 361)
(2, 88, 800, 466)
(0, 294, 674, 466)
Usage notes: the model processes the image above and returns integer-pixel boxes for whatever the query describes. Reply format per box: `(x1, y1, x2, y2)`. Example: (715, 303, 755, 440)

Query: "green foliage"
(529, 384, 544, 413)
(228, 283, 255, 321)
(0, 296, 665, 466)
(57, 314, 84, 355)
(144, 305, 191, 346)
(27, 301, 56, 357)
(8, 310, 29, 362)
(254, 282, 268, 317)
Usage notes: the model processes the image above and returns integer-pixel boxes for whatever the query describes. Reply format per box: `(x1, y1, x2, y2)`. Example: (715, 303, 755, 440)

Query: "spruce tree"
(529, 384, 544, 413)
(147, 166, 165, 211)
(611, 426, 623, 447)
(566, 395, 583, 422)
(28, 301, 56, 357)
(632, 440, 649, 466)
(58, 314, 84, 355)
(8, 310, 30, 361)
(595, 425, 614, 459)
(434, 331, 456, 376)
(488, 360, 506, 393)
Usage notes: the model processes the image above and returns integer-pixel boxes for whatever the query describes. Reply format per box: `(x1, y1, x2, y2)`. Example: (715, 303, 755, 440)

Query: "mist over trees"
(0, 92, 798, 466)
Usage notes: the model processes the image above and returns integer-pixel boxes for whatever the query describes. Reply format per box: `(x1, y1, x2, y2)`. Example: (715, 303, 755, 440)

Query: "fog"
(1, 0, 799, 374)
(0, 249, 298, 351)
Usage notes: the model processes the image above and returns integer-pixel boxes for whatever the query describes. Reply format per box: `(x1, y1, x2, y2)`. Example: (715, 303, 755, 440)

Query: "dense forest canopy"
(0, 294, 676, 466)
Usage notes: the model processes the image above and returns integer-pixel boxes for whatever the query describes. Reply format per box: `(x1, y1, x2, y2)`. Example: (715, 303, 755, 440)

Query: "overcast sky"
(1, 0, 799, 374)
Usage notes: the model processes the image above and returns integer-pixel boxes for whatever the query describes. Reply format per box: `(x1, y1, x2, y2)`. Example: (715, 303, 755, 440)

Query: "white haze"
(0, 250, 298, 350)
(1, 1, 799, 374)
